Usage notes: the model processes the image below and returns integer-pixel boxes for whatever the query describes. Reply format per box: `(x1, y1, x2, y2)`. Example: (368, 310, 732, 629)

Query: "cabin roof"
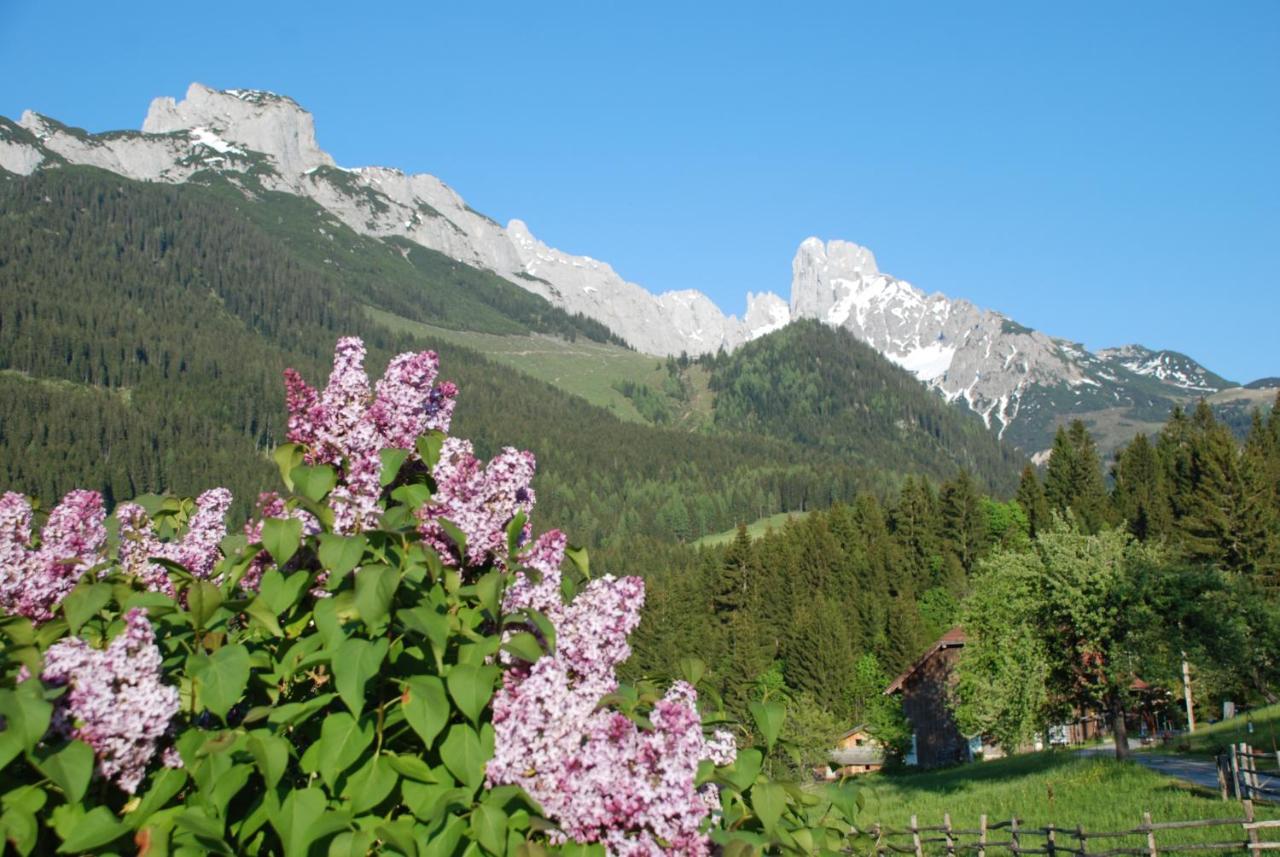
(883, 626, 966, 695)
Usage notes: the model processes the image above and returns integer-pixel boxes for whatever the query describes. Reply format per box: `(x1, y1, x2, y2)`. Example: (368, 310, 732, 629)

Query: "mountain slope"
(4, 85, 1257, 460)
(707, 321, 1023, 493)
(0, 165, 1022, 560)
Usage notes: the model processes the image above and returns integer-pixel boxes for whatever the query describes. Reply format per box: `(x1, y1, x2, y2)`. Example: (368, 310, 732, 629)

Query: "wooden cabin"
(828, 724, 885, 777)
(884, 627, 970, 768)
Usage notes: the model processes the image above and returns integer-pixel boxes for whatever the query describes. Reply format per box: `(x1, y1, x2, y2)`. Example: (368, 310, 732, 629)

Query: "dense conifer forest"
(0, 166, 1019, 552)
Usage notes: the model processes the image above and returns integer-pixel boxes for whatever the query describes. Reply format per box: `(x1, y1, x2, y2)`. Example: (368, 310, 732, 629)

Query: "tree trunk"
(1110, 692, 1130, 760)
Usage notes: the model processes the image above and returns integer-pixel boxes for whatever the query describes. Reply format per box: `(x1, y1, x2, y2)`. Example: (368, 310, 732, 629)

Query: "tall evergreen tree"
(939, 470, 987, 577)
(1044, 420, 1110, 533)
(782, 596, 856, 716)
(1111, 433, 1171, 542)
(1015, 464, 1051, 540)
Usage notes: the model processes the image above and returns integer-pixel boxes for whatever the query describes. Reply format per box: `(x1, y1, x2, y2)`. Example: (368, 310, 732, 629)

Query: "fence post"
(1143, 811, 1157, 857)
(911, 814, 923, 857)
(873, 823, 884, 857)
(1012, 817, 1021, 855)
(1076, 824, 1087, 857)
(1243, 799, 1260, 857)
(1047, 823, 1057, 857)
(978, 814, 988, 857)
(1218, 753, 1231, 800)
(1245, 744, 1260, 798)
(1231, 743, 1243, 800)
(944, 813, 956, 857)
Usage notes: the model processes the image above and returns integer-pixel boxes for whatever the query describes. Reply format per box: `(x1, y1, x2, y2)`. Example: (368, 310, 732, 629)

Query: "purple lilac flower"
(116, 488, 232, 595)
(416, 438, 536, 568)
(283, 337, 457, 533)
(0, 489, 107, 623)
(41, 608, 180, 794)
(489, 548, 735, 855)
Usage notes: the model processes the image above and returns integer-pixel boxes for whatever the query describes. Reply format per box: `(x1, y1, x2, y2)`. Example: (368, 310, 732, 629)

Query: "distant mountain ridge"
(1, 83, 1258, 455)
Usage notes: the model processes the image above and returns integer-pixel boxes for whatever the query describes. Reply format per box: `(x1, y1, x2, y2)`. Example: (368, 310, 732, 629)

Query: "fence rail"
(1221, 744, 1280, 802)
(859, 800, 1278, 857)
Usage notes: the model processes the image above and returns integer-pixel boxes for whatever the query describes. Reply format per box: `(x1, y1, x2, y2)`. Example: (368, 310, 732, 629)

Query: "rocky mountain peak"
(143, 83, 333, 176)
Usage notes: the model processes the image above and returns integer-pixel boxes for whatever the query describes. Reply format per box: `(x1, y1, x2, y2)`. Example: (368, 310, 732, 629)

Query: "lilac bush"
(0, 489, 106, 623)
(0, 336, 844, 856)
(39, 608, 180, 794)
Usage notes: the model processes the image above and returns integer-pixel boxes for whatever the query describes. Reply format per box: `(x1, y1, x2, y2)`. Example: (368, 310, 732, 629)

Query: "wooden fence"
(859, 800, 1279, 857)
(1220, 744, 1280, 803)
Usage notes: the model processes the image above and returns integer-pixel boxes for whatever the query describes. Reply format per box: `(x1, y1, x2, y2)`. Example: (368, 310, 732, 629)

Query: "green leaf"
(400, 605, 449, 664)
(446, 663, 499, 726)
(290, 464, 338, 502)
(341, 753, 398, 813)
(317, 712, 373, 790)
(0, 687, 52, 757)
(749, 699, 786, 752)
(559, 843, 607, 857)
(318, 533, 365, 579)
(750, 781, 786, 833)
(564, 544, 590, 579)
(60, 582, 112, 634)
(437, 518, 469, 562)
(678, 657, 706, 687)
(245, 597, 285, 636)
(273, 443, 304, 491)
(258, 568, 312, 615)
(1, 806, 38, 856)
(379, 447, 411, 487)
(193, 643, 250, 720)
(472, 569, 501, 618)
(721, 748, 763, 791)
(329, 829, 378, 857)
(262, 516, 304, 566)
(268, 692, 338, 727)
(506, 510, 527, 557)
(390, 483, 432, 509)
(36, 740, 94, 803)
(403, 675, 450, 748)
(331, 636, 388, 714)
(440, 723, 488, 791)
(271, 786, 325, 857)
(473, 801, 509, 856)
(385, 752, 437, 782)
(416, 431, 446, 469)
(354, 563, 399, 628)
(501, 632, 545, 664)
(188, 578, 223, 629)
(127, 766, 187, 827)
(55, 805, 127, 853)
(247, 732, 291, 789)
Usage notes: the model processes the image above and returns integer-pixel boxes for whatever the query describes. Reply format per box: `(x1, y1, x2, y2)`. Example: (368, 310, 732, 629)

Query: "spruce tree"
(1111, 433, 1171, 542)
(1015, 464, 1051, 540)
(939, 470, 987, 577)
(782, 596, 856, 716)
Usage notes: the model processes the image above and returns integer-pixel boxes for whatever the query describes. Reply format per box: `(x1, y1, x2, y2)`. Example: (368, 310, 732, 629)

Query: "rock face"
(3, 83, 1242, 449)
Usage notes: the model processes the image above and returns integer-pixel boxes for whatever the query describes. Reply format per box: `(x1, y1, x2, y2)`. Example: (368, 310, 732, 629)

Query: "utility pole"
(1182, 651, 1196, 733)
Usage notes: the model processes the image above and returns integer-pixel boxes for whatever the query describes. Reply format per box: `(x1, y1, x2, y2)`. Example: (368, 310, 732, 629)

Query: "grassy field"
(1174, 703, 1280, 763)
(368, 307, 668, 422)
(692, 510, 811, 547)
(851, 752, 1277, 854)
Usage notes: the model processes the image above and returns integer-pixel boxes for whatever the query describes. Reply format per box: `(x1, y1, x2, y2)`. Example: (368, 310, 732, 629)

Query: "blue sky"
(2, 1, 1276, 381)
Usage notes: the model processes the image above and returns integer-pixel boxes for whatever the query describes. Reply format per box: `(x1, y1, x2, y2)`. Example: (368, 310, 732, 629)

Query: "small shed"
(884, 626, 969, 768)
(828, 725, 885, 777)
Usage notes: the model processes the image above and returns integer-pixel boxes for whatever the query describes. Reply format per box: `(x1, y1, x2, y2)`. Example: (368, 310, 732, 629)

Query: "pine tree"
(1015, 465, 1051, 540)
(1111, 433, 1171, 542)
(890, 477, 942, 590)
(1044, 421, 1110, 533)
(939, 470, 987, 577)
(713, 524, 754, 624)
(782, 596, 856, 716)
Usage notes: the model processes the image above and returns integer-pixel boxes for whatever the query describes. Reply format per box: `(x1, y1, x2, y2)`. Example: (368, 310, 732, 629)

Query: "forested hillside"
(628, 396, 1280, 764)
(0, 165, 1017, 558)
(705, 321, 1024, 493)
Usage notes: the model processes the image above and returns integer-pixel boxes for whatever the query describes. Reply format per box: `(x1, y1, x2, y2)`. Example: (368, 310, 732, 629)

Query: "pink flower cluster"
(0, 490, 107, 623)
(417, 438, 536, 568)
(116, 488, 233, 596)
(284, 338, 457, 533)
(489, 532, 736, 856)
(240, 492, 322, 592)
(40, 608, 180, 793)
